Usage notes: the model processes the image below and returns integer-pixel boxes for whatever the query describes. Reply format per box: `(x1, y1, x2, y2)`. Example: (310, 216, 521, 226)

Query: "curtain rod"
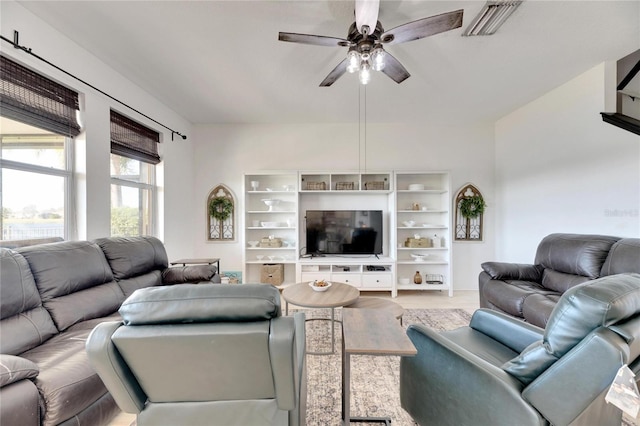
(1, 31, 187, 141)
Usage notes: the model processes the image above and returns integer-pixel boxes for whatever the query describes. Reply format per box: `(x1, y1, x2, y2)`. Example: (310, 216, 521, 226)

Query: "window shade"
(0, 55, 81, 137)
(110, 110, 160, 165)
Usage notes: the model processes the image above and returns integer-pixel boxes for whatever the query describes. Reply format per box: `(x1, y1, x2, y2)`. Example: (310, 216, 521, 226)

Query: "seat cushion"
(503, 273, 640, 384)
(481, 279, 552, 318)
(521, 293, 560, 328)
(21, 328, 109, 426)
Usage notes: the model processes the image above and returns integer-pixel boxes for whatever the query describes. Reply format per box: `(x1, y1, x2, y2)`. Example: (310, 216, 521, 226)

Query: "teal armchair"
(87, 284, 306, 426)
(400, 273, 640, 426)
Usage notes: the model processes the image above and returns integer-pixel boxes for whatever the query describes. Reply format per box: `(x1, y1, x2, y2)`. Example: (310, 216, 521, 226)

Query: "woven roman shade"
(0, 55, 81, 137)
(110, 110, 160, 164)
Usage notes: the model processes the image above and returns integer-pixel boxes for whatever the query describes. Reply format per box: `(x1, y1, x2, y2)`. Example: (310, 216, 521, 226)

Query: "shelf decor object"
(207, 184, 235, 242)
(454, 183, 485, 241)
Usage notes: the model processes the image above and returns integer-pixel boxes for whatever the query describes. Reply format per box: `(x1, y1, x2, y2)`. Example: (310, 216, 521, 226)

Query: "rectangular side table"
(170, 258, 220, 273)
(342, 308, 417, 425)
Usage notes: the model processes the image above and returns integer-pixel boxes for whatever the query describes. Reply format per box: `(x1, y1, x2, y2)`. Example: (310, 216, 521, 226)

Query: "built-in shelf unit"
(243, 171, 452, 297)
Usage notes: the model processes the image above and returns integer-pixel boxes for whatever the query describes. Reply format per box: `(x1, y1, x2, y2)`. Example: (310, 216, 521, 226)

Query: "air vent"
(463, 1, 523, 36)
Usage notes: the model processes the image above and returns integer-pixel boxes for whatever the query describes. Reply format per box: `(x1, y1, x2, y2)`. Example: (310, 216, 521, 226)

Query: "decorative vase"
(414, 271, 423, 284)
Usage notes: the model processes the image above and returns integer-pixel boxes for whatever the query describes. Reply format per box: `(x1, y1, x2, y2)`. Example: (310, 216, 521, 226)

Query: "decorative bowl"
(411, 253, 429, 262)
(309, 280, 332, 292)
(247, 240, 259, 247)
(408, 184, 425, 191)
(403, 220, 416, 227)
(261, 199, 280, 211)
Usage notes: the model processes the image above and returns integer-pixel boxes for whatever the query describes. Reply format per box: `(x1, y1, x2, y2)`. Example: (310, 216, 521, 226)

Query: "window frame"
(0, 134, 75, 240)
(109, 154, 157, 237)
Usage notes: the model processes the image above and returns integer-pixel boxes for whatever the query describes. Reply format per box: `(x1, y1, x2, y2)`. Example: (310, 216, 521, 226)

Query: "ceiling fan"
(278, 0, 463, 86)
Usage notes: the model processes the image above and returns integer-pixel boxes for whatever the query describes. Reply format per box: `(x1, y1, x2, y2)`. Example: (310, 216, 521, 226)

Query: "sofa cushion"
(481, 279, 552, 318)
(120, 284, 281, 325)
(116, 270, 163, 298)
(601, 238, 640, 276)
(534, 233, 620, 278)
(521, 293, 561, 328)
(540, 269, 590, 294)
(0, 249, 58, 355)
(18, 241, 123, 331)
(95, 236, 168, 280)
(21, 328, 109, 426)
(503, 273, 640, 384)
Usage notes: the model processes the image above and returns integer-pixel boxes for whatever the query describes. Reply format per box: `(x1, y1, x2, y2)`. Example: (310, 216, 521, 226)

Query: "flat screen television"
(305, 210, 383, 256)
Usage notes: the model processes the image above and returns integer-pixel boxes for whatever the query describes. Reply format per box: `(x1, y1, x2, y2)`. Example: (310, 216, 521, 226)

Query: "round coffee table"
(282, 281, 360, 355)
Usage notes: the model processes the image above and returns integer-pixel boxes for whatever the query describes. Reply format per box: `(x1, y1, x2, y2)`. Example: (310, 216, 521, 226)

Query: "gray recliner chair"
(86, 284, 306, 426)
(400, 273, 640, 426)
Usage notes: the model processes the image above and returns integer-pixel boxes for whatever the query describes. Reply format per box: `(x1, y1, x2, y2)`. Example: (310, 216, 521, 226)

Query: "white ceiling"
(17, 0, 640, 126)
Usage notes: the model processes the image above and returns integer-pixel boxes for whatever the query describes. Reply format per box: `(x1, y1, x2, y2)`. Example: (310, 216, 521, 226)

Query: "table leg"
(342, 339, 350, 425)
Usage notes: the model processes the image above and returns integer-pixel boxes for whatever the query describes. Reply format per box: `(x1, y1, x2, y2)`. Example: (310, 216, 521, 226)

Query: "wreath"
(209, 197, 233, 221)
(459, 195, 486, 219)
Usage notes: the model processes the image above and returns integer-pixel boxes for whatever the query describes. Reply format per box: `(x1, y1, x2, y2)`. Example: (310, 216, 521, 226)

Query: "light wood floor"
(108, 290, 480, 426)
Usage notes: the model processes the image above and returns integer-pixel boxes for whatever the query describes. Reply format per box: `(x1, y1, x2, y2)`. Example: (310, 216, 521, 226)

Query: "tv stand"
(298, 257, 394, 293)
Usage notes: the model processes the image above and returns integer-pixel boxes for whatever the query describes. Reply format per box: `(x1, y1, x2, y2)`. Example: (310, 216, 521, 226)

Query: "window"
(0, 56, 80, 241)
(110, 154, 154, 237)
(109, 110, 160, 237)
(1, 118, 73, 240)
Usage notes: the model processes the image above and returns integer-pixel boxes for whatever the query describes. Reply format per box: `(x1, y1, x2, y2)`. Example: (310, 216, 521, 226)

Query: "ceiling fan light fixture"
(359, 60, 371, 85)
(463, 0, 522, 36)
(347, 49, 360, 73)
(371, 46, 386, 71)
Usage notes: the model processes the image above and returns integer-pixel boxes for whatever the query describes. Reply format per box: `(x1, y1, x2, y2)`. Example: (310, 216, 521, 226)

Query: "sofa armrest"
(481, 262, 543, 281)
(86, 321, 146, 414)
(161, 265, 220, 284)
(470, 309, 544, 353)
(0, 355, 39, 388)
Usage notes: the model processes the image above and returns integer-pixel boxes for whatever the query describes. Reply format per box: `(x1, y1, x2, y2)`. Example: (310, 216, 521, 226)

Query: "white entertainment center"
(243, 171, 452, 297)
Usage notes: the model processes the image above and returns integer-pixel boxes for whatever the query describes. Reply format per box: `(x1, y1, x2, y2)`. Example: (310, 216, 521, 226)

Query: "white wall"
(1, 1, 196, 259)
(193, 123, 496, 290)
(495, 62, 640, 262)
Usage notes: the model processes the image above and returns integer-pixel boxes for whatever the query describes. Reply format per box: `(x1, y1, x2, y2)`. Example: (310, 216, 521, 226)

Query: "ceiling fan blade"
(355, 0, 380, 34)
(320, 58, 348, 87)
(381, 52, 410, 84)
(278, 32, 351, 47)
(380, 9, 464, 45)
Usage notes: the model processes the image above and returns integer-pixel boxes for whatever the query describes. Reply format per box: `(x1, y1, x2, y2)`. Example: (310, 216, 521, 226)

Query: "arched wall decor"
(207, 184, 236, 242)
(454, 184, 485, 241)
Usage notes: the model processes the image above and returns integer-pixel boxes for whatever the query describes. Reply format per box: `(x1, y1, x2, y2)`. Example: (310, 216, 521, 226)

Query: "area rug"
(303, 308, 472, 426)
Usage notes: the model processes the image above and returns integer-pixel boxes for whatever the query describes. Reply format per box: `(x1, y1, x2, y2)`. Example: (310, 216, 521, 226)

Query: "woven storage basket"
(261, 264, 284, 285)
(364, 181, 385, 190)
(306, 181, 327, 190)
(336, 182, 354, 190)
(405, 238, 431, 248)
(259, 237, 282, 248)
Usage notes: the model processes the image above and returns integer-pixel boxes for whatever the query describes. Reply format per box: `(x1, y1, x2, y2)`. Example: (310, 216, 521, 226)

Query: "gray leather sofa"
(479, 233, 640, 327)
(401, 272, 640, 426)
(0, 236, 219, 426)
(87, 284, 307, 426)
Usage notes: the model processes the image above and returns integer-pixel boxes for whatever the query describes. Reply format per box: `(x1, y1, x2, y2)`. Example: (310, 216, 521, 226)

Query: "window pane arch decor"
(454, 184, 486, 241)
(207, 184, 235, 242)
